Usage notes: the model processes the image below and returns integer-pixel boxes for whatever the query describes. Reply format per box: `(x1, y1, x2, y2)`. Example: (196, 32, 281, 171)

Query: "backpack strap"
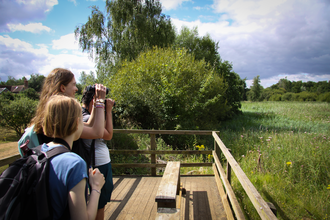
(90, 139, 95, 167)
(34, 144, 71, 160)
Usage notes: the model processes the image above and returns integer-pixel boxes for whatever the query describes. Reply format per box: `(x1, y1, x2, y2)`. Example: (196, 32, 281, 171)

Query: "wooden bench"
(155, 161, 185, 220)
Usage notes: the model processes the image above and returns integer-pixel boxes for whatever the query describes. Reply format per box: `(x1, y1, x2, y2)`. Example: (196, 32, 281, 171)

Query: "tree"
(248, 75, 263, 101)
(0, 76, 24, 86)
(75, 0, 176, 77)
(278, 77, 292, 92)
(0, 97, 38, 136)
(174, 26, 220, 67)
(28, 73, 45, 92)
(174, 26, 245, 116)
(292, 81, 303, 93)
(108, 47, 229, 132)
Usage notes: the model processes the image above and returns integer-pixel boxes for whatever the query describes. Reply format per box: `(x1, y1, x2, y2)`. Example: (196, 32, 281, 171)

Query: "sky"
(0, 0, 329, 88)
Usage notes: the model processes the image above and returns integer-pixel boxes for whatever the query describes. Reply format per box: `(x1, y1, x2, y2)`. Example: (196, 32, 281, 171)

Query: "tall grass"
(219, 101, 330, 220)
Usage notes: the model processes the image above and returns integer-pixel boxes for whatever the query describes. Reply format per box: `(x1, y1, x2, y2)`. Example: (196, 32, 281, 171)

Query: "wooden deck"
(105, 175, 227, 220)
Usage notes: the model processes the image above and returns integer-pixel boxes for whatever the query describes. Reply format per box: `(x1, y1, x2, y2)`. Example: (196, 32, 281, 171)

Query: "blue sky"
(1, 0, 329, 88)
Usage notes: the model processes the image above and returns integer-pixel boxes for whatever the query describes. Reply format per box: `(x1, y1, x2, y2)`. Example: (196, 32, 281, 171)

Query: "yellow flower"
(286, 162, 292, 165)
(327, 185, 330, 190)
(207, 154, 213, 160)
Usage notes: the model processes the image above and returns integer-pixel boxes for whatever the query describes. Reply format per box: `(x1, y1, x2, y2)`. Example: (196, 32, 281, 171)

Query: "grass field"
(218, 101, 330, 220)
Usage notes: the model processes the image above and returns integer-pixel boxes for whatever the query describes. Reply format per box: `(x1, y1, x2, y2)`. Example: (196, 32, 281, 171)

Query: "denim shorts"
(94, 162, 114, 209)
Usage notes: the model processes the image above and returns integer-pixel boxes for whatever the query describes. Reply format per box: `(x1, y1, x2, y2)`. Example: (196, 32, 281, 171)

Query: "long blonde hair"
(43, 95, 82, 138)
(31, 68, 75, 134)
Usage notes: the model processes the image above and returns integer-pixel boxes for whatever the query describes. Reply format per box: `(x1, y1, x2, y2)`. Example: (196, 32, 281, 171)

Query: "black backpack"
(0, 145, 70, 220)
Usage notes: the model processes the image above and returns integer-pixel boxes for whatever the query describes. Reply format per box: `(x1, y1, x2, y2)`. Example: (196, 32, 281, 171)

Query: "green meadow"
(218, 101, 330, 220)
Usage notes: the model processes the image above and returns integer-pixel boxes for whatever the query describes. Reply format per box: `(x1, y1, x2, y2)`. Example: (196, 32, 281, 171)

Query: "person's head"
(41, 68, 78, 99)
(43, 95, 83, 141)
(32, 68, 78, 134)
(81, 87, 95, 111)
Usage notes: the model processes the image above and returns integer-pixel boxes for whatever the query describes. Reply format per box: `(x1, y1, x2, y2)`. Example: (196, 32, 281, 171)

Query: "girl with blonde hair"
(42, 95, 105, 220)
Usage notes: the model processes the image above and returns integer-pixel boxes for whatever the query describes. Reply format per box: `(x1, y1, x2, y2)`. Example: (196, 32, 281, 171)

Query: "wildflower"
(200, 145, 205, 150)
(268, 137, 272, 139)
(259, 137, 263, 139)
(327, 185, 330, 190)
(241, 135, 244, 138)
(286, 162, 292, 166)
(266, 139, 271, 142)
(242, 155, 245, 157)
(207, 154, 213, 160)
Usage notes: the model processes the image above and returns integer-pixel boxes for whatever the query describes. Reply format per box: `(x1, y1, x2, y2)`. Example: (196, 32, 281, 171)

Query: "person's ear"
(60, 84, 66, 93)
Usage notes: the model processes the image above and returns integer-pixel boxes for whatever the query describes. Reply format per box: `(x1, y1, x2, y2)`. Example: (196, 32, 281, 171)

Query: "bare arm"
(102, 98, 115, 140)
(80, 84, 106, 139)
(68, 169, 105, 220)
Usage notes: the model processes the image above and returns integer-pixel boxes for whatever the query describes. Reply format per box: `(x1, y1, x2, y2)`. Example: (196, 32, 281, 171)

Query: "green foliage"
(318, 92, 330, 103)
(28, 73, 45, 92)
(248, 75, 263, 101)
(75, 0, 175, 76)
(107, 47, 229, 145)
(293, 91, 318, 101)
(0, 97, 38, 137)
(79, 71, 97, 86)
(174, 26, 245, 116)
(174, 26, 220, 67)
(21, 88, 40, 100)
(0, 76, 24, 86)
(281, 92, 295, 101)
(220, 101, 330, 219)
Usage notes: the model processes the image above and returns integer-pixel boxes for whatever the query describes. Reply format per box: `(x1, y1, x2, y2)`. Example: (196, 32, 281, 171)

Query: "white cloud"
(0, 0, 58, 32)
(7, 22, 52, 33)
(52, 33, 80, 51)
(0, 34, 95, 82)
(172, 0, 330, 84)
(159, 0, 191, 10)
(0, 35, 48, 55)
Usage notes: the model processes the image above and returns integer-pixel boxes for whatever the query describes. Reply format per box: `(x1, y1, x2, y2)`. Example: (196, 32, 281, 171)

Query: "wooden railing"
(0, 129, 277, 220)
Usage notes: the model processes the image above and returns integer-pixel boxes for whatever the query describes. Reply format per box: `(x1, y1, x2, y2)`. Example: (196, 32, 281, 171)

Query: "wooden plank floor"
(104, 176, 228, 220)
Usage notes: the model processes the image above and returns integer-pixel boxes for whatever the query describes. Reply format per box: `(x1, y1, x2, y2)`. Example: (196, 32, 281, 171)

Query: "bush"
(269, 94, 282, 101)
(282, 92, 295, 101)
(107, 47, 230, 148)
(0, 97, 38, 136)
(295, 91, 317, 101)
(317, 92, 330, 103)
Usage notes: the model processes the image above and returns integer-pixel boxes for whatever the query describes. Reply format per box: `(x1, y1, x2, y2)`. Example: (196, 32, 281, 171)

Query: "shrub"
(107, 47, 230, 148)
(0, 97, 38, 136)
(317, 92, 330, 103)
(295, 91, 317, 101)
(282, 92, 295, 101)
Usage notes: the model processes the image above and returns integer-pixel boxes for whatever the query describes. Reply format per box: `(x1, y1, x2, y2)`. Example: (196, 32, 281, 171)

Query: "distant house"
(0, 77, 28, 94)
(0, 87, 9, 94)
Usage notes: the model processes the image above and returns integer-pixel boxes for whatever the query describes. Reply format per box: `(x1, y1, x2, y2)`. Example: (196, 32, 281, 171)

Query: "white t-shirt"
(82, 113, 111, 166)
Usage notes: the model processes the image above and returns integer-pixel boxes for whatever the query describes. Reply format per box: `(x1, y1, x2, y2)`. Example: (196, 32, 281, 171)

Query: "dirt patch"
(0, 142, 19, 159)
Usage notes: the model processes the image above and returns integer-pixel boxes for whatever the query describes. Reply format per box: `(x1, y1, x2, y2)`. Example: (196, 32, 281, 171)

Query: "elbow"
(103, 131, 113, 141)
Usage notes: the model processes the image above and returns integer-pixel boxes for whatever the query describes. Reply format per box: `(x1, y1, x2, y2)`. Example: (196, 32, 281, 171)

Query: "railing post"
(150, 134, 156, 176)
(226, 149, 232, 185)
